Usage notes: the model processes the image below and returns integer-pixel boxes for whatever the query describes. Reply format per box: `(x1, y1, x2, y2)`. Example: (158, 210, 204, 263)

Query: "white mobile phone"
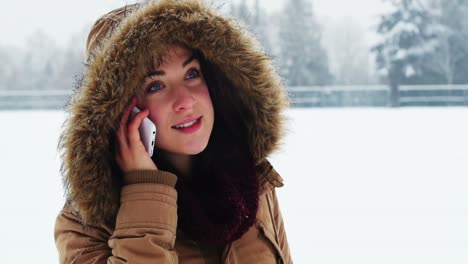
(130, 107, 157, 157)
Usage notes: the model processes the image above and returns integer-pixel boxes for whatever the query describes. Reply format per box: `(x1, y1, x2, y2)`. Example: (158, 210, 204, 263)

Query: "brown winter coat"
(55, 162, 291, 263)
(55, 0, 291, 263)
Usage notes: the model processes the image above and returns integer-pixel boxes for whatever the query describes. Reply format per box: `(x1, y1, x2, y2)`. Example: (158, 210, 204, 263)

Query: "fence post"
(389, 83, 400, 107)
(388, 64, 402, 107)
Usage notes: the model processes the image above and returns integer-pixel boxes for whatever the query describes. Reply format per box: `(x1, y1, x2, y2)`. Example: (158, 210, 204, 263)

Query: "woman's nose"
(173, 85, 195, 111)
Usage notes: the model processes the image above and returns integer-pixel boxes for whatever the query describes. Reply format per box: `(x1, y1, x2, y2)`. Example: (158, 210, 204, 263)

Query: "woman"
(55, 0, 292, 263)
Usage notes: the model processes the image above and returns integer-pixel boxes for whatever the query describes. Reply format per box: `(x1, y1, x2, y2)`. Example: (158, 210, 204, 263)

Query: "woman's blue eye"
(186, 69, 199, 79)
(148, 82, 163, 92)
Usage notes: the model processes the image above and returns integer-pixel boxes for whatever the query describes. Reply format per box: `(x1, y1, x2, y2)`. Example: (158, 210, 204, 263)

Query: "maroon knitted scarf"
(175, 163, 260, 245)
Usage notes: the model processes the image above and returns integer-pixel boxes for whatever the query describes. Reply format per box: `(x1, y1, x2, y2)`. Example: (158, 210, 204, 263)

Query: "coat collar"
(257, 160, 284, 196)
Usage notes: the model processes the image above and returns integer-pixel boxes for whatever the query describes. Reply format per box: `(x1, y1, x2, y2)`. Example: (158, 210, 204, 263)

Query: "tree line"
(372, 0, 468, 105)
(1, 0, 467, 93)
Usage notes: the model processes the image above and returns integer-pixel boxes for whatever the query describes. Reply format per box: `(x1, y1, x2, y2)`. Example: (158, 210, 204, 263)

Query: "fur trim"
(59, 0, 289, 224)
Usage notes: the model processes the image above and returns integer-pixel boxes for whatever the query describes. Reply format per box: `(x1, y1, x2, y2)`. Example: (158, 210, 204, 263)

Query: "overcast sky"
(1, 0, 389, 48)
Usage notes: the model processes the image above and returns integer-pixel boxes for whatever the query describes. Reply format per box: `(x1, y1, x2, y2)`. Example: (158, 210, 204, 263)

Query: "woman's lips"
(172, 116, 201, 128)
(172, 117, 202, 134)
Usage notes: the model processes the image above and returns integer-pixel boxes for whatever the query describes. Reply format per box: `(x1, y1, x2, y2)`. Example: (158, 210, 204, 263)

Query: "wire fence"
(288, 85, 468, 107)
(1, 85, 468, 110)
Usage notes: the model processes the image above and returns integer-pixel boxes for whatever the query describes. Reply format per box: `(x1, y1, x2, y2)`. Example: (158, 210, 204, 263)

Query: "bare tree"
(423, 0, 468, 84)
(322, 16, 377, 85)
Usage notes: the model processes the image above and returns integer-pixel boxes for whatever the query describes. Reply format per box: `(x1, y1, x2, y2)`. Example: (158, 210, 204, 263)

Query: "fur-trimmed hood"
(60, 0, 289, 225)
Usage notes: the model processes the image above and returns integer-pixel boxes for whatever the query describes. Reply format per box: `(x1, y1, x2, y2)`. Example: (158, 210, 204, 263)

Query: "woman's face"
(137, 46, 214, 156)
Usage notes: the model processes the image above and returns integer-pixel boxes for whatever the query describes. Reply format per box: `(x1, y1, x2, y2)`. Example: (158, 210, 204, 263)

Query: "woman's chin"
(181, 144, 208, 155)
(158, 143, 208, 156)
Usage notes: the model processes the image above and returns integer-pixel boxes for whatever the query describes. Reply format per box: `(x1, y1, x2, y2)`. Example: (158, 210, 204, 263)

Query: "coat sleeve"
(269, 188, 293, 264)
(259, 160, 293, 263)
(55, 171, 179, 264)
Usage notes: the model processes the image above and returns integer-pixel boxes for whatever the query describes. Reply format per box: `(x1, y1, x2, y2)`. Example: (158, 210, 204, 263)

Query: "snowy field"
(1, 108, 467, 264)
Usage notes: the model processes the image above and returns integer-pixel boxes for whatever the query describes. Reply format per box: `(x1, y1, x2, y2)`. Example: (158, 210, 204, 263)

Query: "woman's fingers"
(116, 98, 137, 149)
(121, 98, 137, 131)
(115, 98, 157, 172)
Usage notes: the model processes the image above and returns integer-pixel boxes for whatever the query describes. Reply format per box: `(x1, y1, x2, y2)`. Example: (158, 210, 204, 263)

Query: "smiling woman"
(54, 0, 292, 263)
(136, 47, 215, 161)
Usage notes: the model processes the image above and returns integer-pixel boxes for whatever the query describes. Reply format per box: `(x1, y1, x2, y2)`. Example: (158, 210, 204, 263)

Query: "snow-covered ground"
(1, 108, 467, 264)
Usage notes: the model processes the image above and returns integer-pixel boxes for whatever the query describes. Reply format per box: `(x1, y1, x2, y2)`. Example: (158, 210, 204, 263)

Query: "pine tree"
(424, 0, 468, 84)
(0, 47, 13, 90)
(372, 0, 442, 105)
(232, 0, 252, 26)
(53, 32, 86, 92)
(19, 30, 60, 90)
(229, 0, 272, 54)
(251, 0, 272, 54)
(278, 0, 332, 86)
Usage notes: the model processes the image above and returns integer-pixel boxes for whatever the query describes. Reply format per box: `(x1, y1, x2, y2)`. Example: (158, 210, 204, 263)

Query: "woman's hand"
(115, 98, 158, 173)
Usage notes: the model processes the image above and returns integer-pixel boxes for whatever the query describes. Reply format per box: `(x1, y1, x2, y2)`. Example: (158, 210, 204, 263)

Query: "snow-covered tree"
(251, 0, 272, 54)
(18, 30, 60, 90)
(278, 0, 332, 86)
(52, 31, 86, 91)
(231, 0, 251, 25)
(0, 47, 14, 90)
(2, 29, 86, 92)
(372, 0, 443, 105)
(229, 0, 272, 54)
(423, 0, 468, 84)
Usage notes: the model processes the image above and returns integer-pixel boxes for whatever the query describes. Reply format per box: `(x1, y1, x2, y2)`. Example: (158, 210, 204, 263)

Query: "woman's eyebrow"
(146, 69, 165, 77)
(146, 54, 196, 78)
(182, 54, 195, 67)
